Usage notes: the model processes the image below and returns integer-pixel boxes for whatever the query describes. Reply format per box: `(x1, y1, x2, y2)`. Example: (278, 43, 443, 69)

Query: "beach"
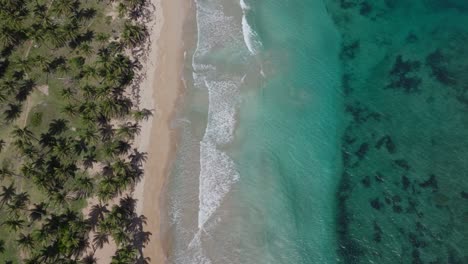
(134, 0, 193, 263)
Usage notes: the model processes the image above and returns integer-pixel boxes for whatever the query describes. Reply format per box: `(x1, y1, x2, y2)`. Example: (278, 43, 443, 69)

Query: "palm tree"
(96, 33, 110, 46)
(8, 191, 30, 213)
(34, 55, 52, 73)
(48, 119, 69, 135)
(52, 0, 78, 16)
(115, 140, 131, 156)
(12, 126, 36, 142)
(14, 58, 33, 74)
(82, 65, 98, 80)
(121, 21, 147, 47)
(119, 195, 137, 217)
(117, 122, 141, 139)
(0, 183, 16, 208)
(17, 233, 35, 252)
(78, 43, 93, 57)
(81, 253, 97, 264)
(63, 103, 78, 116)
(81, 84, 98, 99)
(0, 239, 4, 254)
(127, 0, 145, 9)
(0, 139, 6, 152)
(83, 153, 97, 170)
(88, 203, 108, 228)
(16, 79, 36, 102)
(39, 132, 57, 148)
(99, 123, 115, 141)
(133, 109, 153, 121)
(2, 218, 25, 232)
(129, 149, 147, 167)
(0, 79, 17, 96)
(29, 202, 48, 222)
(0, 26, 24, 47)
(73, 176, 94, 198)
(4, 103, 22, 122)
(92, 231, 109, 251)
(111, 245, 137, 264)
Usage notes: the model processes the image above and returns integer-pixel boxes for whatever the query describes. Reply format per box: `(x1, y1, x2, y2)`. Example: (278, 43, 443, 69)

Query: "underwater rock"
(375, 172, 385, 183)
(384, 0, 397, 8)
(402, 175, 410, 190)
(461, 191, 468, 199)
(392, 195, 402, 204)
(341, 40, 360, 60)
(419, 174, 438, 192)
(412, 249, 423, 264)
(346, 102, 381, 124)
(375, 135, 396, 154)
(409, 232, 427, 248)
(406, 32, 418, 43)
(393, 205, 403, 213)
(340, 0, 357, 9)
(426, 49, 456, 86)
(361, 175, 371, 188)
(342, 73, 353, 96)
(355, 142, 370, 160)
(406, 198, 418, 214)
(370, 197, 383, 210)
(384, 195, 392, 205)
(359, 1, 372, 16)
(387, 55, 422, 93)
(394, 159, 410, 170)
(343, 125, 357, 145)
(373, 221, 382, 243)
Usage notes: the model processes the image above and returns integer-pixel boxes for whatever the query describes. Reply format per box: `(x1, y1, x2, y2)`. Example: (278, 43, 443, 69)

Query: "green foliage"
(0, 0, 154, 262)
(30, 112, 43, 127)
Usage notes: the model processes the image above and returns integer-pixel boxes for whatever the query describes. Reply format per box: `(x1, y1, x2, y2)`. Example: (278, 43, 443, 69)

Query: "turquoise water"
(167, 0, 468, 263)
(234, 1, 342, 263)
(325, 0, 468, 263)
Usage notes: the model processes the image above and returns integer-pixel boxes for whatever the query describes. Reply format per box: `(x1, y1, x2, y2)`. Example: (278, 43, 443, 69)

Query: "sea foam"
(192, 0, 247, 230)
(240, 0, 263, 55)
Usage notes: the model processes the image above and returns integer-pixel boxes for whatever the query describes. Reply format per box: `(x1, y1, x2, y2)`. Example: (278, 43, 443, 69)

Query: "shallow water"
(166, 0, 468, 263)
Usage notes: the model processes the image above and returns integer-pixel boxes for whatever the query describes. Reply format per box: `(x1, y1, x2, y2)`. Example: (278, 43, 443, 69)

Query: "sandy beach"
(135, 0, 194, 263)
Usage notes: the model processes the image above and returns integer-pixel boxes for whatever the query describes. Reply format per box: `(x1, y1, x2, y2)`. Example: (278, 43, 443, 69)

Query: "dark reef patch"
(345, 102, 381, 124)
(375, 135, 396, 154)
(461, 191, 468, 199)
(359, 1, 372, 16)
(375, 172, 384, 183)
(401, 175, 410, 191)
(340, 40, 360, 60)
(361, 175, 371, 188)
(387, 55, 422, 93)
(425, 49, 456, 86)
(370, 197, 383, 210)
(328, 0, 468, 262)
(355, 143, 369, 160)
(394, 159, 410, 170)
(373, 221, 382, 242)
(418, 174, 438, 192)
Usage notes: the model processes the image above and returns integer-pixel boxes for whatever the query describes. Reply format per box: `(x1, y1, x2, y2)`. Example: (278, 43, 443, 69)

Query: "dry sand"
(84, 0, 194, 262)
(135, 0, 194, 263)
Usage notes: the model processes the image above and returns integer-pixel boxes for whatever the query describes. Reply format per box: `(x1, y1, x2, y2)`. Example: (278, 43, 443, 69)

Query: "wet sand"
(135, 0, 194, 262)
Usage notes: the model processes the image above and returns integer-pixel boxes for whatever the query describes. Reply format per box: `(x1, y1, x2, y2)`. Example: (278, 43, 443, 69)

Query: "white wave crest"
(240, 0, 262, 55)
(240, 0, 250, 10)
(242, 15, 262, 55)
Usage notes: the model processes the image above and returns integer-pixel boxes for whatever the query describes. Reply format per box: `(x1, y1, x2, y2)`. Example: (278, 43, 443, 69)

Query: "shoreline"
(135, 0, 194, 263)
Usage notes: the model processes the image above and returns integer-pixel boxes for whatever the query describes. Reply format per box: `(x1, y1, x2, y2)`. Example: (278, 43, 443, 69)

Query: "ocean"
(166, 0, 468, 263)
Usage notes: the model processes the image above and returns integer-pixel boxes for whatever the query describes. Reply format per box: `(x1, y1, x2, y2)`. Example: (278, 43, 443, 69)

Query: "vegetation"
(0, 0, 152, 263)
